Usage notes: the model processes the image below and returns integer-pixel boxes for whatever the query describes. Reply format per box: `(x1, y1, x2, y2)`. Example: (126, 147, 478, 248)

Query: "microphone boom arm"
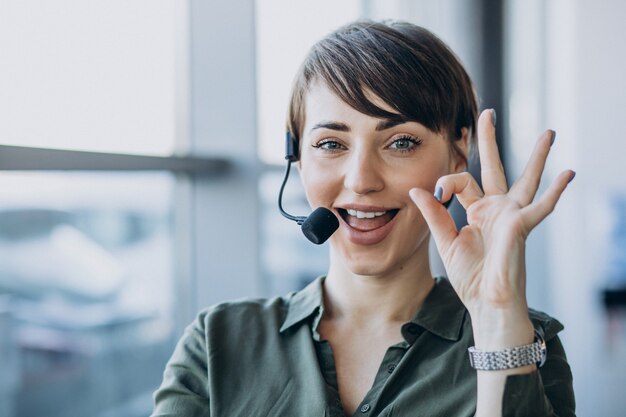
(278, 160, 307, 225)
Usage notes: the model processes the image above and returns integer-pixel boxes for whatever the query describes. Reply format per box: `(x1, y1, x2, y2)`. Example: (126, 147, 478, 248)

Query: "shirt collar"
(408, 277, 467, 342)
(279, 276, 325, 333)
(279, 276, 467, 343)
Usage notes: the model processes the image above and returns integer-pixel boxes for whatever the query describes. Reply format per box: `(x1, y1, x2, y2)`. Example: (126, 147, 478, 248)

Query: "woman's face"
(298, 82, 467, 276)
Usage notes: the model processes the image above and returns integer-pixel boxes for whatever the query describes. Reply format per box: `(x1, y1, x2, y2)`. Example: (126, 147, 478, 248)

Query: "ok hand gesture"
(409, 109, 575, 349)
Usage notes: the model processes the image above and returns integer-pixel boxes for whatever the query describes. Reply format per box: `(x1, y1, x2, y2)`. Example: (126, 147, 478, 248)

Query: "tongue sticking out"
(344, 211, 396, 232)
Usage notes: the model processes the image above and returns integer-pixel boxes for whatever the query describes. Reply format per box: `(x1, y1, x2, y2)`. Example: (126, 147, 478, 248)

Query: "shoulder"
(194, 294, 292, 337)
(528, 308, 565, 341)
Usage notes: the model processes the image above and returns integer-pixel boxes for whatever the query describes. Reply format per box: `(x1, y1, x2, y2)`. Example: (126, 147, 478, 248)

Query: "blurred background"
(0, 0, 624, 415)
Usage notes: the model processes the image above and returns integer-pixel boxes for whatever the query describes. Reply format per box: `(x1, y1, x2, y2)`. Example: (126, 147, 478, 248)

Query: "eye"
(388, 135, 422, 152)
(312, 139, 345, 152)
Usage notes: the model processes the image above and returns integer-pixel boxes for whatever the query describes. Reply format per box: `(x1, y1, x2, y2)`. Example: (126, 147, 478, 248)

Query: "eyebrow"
(376, 115, 410, 130)
(309, 115, 410, 134)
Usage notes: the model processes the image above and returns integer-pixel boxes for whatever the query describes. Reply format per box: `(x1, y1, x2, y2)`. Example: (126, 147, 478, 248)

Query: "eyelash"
(387, 135, 423, 153)
(311, 135, 423, 154)
(311, 139, 345, 153)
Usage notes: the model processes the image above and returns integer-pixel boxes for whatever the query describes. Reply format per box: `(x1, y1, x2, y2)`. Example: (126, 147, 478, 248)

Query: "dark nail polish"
(434, 186, 443, 202)
(550, 130, 556, 146)
(568, 171, 576, 183)
(491, 109, 497, 127)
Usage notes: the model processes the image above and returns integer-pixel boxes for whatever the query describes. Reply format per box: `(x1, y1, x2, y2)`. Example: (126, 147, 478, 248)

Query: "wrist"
(469, 307, 534, 350)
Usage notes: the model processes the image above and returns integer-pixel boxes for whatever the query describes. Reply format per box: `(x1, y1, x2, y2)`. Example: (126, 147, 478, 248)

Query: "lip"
(336, 203, 394, 212)
(334, 204, 401, 246)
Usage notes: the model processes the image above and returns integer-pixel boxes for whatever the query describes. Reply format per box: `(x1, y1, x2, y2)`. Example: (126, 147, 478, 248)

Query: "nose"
(343, 148, 385, 195)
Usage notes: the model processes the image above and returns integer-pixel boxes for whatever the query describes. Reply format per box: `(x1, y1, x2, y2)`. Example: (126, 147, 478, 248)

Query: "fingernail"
(491, 109, 497, 127)
(434, 186, 443, 202)
(568, 171, 576, 183)
(550, 130, 556, 146)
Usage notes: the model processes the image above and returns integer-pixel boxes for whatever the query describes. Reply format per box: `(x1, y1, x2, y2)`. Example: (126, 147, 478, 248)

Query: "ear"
(449, 127, 469, 173)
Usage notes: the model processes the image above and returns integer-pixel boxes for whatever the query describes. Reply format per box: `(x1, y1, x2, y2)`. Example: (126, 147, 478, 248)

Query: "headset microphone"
(278, 132, 339, 244)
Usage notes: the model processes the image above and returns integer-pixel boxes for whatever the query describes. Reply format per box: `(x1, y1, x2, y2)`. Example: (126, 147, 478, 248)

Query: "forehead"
(303, 81, 398, 128)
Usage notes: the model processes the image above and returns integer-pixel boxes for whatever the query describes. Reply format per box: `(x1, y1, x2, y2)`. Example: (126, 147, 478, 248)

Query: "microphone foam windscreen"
(301, 207, 339, 245)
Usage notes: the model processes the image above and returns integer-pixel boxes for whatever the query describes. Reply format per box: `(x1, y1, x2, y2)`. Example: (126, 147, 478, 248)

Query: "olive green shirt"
(151, 277, 575, 416)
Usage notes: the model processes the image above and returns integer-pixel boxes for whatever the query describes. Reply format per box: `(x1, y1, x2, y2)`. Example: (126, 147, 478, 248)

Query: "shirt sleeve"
(150, 312, 210, 417)
(501, 334, 575, 417)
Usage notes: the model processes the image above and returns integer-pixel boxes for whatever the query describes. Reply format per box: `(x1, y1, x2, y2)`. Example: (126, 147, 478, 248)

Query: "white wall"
(506, 0, 626, 414)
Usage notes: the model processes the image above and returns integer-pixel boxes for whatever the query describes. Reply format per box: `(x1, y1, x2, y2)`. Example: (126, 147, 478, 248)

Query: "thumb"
(409, 187, 458, 256)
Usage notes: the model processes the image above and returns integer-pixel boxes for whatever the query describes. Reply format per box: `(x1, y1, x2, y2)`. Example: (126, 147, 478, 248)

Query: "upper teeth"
(346, 209, 387, 219)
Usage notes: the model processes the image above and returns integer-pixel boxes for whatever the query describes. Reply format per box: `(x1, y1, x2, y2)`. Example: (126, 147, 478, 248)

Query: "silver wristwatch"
(467, 331, 547, 371)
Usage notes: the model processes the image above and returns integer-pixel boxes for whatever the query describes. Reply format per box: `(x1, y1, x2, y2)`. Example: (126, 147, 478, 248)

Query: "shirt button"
(407, 324, 419, 335)
(360, 403, 371, 413)
(387, 364, 396, 373)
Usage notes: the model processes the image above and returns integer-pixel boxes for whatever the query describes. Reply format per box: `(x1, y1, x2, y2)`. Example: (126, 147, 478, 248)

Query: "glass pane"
(260, 170, 329, 294)
(0, 1, 182, 155)
(0, 172, 176, 417)
(255, 0, 361, 165)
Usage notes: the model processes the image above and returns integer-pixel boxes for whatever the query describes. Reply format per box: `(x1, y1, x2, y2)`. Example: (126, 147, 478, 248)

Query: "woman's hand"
(409, 109, 575, 350)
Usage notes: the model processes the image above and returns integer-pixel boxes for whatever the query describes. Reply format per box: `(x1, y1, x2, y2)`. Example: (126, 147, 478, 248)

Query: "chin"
(338, 246, 401, 277)
(330, 229, 430, 278)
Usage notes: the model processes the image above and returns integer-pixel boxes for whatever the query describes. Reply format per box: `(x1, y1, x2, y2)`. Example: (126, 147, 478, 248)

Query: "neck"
(323, 239, 435, 325)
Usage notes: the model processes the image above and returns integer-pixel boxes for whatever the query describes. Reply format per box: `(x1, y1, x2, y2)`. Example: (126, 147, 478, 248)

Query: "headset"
(278, 132, 339, 244)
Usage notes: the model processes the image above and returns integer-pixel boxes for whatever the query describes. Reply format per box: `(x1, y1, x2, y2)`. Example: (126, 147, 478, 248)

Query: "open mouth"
(337, 208, 400, 232)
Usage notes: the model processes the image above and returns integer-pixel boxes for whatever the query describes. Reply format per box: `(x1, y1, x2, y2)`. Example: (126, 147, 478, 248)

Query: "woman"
(152, 21, 575, 417)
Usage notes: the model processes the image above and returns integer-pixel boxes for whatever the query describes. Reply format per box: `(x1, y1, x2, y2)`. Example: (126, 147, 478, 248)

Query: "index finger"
(478, 109, 508, 195)
(409, 187, 458, 256)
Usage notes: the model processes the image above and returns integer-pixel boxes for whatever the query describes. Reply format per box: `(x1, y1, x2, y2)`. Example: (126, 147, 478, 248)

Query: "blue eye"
(312, 140, 345, 152)
(389, 135, 422, 152)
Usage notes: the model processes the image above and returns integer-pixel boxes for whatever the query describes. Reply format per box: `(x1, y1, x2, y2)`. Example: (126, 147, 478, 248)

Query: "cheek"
(298, 162, 338, 206)
(392, 160, 448, 195)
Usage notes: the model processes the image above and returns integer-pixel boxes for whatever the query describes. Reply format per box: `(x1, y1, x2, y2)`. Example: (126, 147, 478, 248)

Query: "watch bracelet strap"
(467, 332, 546, 371)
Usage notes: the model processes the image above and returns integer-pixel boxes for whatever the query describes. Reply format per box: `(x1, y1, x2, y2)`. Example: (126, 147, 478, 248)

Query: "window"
(0, 172, 176, 417)
(0, 2, 205, 416)
(0, 0, 182, 155)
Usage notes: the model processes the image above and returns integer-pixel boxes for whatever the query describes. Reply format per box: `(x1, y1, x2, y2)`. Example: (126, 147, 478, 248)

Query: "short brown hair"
(287, 20, 478, 162)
